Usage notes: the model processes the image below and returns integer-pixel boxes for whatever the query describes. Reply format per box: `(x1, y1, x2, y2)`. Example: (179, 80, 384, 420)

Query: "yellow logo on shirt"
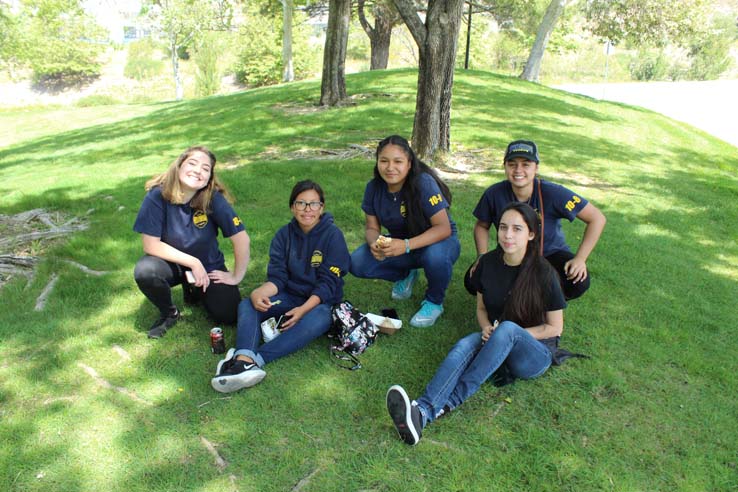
(400, 201, 407, 218)
(311, 250, 323, 267)
(233, 216, 242, 227)
(564, 195, 581, 212)
(329, 266, 341, 277)
(428, 194, 443, 206)
(193, 211, 208, 229)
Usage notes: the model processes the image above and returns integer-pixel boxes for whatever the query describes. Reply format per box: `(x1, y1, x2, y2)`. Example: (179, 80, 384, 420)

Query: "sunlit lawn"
(1, 69, 736, 491)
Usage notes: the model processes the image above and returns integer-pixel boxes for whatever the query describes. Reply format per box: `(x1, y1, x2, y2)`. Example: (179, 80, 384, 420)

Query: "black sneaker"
(386, 385, 423, 445)
(147, 309, 180, 339)
(211, 357, 266, 393)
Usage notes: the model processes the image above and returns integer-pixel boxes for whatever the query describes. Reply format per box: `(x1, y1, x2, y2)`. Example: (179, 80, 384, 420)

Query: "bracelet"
(405, 239, 411, 254)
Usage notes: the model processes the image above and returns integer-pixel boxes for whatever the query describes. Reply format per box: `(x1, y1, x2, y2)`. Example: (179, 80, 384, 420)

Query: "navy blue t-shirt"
(472, 179, 587, 256)
(133, 187, 246, 272)
(361, 173, 457, 239)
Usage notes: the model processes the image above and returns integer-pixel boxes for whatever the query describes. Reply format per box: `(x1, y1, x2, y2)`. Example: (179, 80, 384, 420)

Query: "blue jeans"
(349, 234, 461, 305)
(415, 321, 553, 426)
(234, 292, 332, 367)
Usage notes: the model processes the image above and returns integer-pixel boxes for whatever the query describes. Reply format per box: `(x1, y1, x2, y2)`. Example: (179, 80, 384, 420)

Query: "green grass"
(1, 68, 737, 492)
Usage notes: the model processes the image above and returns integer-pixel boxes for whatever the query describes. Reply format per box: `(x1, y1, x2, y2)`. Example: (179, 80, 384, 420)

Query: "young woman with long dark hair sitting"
(385, 202, 568, 445)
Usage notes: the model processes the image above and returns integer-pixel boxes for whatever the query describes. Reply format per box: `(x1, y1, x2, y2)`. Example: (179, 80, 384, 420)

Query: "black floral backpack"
(328, 300, 379, 370)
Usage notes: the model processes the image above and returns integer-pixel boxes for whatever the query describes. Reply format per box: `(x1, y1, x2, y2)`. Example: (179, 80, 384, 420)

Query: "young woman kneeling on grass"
(133, 146, 250, 339)
(211, 180, 350, 393)
(386, 202, 567, 445)
(350, 135, 460, 328)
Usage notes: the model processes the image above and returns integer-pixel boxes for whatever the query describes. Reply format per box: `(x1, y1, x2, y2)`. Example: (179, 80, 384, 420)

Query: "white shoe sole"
(386, 385, 420, 445)
(211, 367, 266, 393)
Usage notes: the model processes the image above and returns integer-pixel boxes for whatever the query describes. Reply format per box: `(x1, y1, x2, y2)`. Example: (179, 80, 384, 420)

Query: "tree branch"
(357, 0, 375, 37)
(393, 0, 427, 50)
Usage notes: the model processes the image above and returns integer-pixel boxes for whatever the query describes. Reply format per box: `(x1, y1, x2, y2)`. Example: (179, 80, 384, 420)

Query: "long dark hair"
(289, 179, 325, 207)
(500, 202, 556, 328)
(374, 135, 452, 237)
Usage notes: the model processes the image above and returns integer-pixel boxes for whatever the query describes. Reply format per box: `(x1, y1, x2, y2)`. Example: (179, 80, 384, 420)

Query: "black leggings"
(463, 249, 590, 300)
(133, 255, 241, 324)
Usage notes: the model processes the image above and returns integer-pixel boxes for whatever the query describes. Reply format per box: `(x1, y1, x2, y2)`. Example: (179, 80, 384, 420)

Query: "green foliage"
(193, 32, 226, 97)
(20, 0, 107, 85)
(685, 15, 734, 80)
(629, 49, 669, 81)
(232, 6, 319, 87)
(0, 4, 24, 75)
(584, 0, 708, 47)
(124, 38, 166, 80)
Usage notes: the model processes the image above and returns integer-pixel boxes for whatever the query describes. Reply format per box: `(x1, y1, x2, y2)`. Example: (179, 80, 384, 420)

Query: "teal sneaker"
(410, 300, 444, 328)
(391, 269, 419, 300)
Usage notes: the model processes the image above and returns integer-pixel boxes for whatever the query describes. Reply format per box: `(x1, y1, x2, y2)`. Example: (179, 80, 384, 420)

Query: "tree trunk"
(393, 0, 466, 159)
(281, 0, 294, 82)
(358, 0, 394, 70)
(320, 0, 351, 106)
(171, 37, 184, 101)
(520, 0, 566, 82)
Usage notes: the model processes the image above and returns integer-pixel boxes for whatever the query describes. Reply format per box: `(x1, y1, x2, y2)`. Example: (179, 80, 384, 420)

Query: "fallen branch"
(34, 274, 58, 311)
(111, 345, 131, 361)
(62, 259, 109, 276)
(200, 436, 228, 471)
(0, 223, 89, 250)
(292, 467, 321, 492)
(78, 363, 153, 406)
(197, 396, 232, 408)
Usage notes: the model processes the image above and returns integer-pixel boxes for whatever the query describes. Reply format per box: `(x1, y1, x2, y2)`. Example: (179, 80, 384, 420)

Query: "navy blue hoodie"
(267, 212, 350, 305)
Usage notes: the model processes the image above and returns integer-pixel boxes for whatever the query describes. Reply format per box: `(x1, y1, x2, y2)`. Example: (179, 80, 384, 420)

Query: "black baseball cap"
(504, 140, 539, 163)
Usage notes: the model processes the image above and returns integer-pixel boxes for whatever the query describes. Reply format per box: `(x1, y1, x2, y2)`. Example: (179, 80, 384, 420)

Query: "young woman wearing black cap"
(465, 140, 606, 300)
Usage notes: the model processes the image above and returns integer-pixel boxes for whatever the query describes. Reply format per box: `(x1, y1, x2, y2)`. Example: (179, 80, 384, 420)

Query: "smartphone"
(185, 271, 195, 284)
(276, 314, 293, 331)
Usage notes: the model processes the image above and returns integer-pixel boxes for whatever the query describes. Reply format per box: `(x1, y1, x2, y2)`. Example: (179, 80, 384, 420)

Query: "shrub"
(629, 50, 668, 81)
(193, 33, 225, 97)
(233, 6, 320, 87)
(124, 39, 165, 80)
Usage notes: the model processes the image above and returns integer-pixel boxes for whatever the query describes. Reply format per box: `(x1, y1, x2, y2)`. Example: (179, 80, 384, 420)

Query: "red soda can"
(210, 327, 225, 354)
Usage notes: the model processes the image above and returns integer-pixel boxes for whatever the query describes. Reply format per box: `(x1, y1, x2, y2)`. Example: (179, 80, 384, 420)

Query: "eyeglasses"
(293, 200, 323, 211)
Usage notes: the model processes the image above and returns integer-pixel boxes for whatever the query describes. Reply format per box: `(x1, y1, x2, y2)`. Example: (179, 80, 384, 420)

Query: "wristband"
(405, 239, 411, 254)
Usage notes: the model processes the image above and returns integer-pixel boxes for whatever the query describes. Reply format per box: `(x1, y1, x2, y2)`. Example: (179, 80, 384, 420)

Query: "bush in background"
(124, 38, 166, 80)
(193, 32, 226, 97)
(233, 5, 320, 87)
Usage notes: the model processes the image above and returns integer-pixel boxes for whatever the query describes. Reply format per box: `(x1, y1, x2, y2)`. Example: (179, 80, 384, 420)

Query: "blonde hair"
(145, 146, 234, 212)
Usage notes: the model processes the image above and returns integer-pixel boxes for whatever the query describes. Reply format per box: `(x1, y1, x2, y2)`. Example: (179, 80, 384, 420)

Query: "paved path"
(554, 80, 738, 149)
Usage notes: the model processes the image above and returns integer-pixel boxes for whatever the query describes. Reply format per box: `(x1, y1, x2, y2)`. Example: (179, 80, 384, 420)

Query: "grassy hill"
(1, 69, 737, 492)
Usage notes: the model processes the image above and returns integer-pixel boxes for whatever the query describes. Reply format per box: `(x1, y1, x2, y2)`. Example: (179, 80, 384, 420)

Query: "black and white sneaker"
(215, 348, 236, 376)
(386, 385, 423, 445)
(147, 309, 180, 339)
(211, 357, 266, 393)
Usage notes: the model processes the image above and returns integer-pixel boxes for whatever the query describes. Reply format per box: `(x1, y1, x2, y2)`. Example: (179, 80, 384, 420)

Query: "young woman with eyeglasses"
(211, 180, 350, 393)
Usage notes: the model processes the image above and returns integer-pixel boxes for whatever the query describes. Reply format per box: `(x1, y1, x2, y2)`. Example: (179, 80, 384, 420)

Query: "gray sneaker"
(386, 385, 423, 445)
(211, 357, 266, 393)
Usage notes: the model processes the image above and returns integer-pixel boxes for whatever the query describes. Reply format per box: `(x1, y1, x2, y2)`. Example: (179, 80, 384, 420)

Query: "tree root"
(200, 436, 228, 471)
(78, 363, 153, 406)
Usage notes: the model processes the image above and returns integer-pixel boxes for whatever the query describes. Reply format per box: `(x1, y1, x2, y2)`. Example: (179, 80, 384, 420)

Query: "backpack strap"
(329, 346, 362, 370)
